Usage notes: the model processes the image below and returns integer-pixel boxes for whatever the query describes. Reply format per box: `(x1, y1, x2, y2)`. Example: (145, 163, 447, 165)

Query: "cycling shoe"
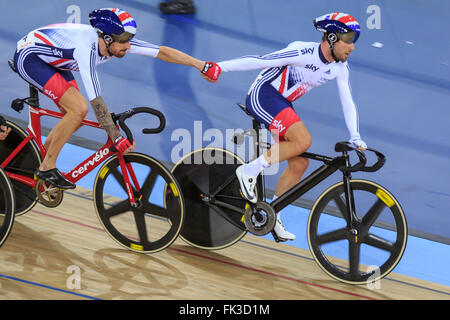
(35, 168, 76, 189)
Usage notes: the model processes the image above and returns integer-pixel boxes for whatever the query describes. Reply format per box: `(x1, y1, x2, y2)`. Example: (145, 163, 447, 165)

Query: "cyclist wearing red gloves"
(7, 8, 221, 189)
(216, 13, 366, 241)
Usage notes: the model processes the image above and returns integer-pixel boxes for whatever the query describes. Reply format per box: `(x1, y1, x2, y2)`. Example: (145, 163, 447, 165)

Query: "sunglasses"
(336, 31, 359, 44)
(112, 31, 135, 43)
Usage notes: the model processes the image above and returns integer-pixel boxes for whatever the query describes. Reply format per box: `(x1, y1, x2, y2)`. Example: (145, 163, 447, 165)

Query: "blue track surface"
(0, 0, 449, 287)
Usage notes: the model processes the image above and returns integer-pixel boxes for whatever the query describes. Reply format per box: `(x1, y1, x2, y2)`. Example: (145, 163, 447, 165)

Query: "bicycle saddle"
(8, 59, 17, 73)
(236, 103, 254, 117)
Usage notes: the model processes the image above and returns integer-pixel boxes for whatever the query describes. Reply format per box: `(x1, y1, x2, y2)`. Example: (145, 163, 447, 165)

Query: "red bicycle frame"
(1, 105, 140, 206)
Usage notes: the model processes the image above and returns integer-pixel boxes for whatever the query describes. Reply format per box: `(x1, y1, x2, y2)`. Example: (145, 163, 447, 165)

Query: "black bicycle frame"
(208, 113, 359, 228)
(271, 153, 343, 213)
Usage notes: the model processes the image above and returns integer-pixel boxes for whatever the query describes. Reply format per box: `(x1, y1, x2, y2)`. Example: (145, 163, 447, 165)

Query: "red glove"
(201, 62, 221, 81)
(113, 136, 132, 153)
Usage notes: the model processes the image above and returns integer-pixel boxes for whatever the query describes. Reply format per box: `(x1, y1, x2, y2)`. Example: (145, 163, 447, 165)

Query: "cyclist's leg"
(43, 79, 82, 150)
(14, 49, 85, 188)
(235, 83, 287, 203)
(267, 116, 311, 241)
(265, 120, 311, 168)
(272, 122, 311, 197)
(240, 84, 310, 240)
(241, 83, 309, 179)
(238, 83, 298, 202)
(41, 85, 88, 171)
(254, 124, 310, 241)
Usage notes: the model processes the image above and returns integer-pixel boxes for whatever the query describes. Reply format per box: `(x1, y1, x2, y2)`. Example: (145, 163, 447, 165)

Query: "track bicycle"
(0, 59, 185, 254)
(170, 102, 408, 284)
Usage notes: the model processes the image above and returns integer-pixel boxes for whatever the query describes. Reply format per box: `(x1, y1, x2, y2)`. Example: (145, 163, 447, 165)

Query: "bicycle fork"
(117, 153, 141, 208)
(342, 152, 359, 239)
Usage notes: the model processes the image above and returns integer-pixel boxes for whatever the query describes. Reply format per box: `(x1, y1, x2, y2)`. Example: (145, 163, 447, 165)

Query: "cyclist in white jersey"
(6, 8, 221, 189)
(216, 12, 367, 241)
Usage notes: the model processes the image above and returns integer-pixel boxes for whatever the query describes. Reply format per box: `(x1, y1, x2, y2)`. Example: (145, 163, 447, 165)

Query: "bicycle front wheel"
(307, 179, 407, 285)
(93, 152, 184, 254)
(0, 167, 15, 248)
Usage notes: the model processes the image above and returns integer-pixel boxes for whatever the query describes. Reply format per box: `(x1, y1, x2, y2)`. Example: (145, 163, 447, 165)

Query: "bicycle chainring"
(35, 179, 64, 208)
(244, 201, 276, 236)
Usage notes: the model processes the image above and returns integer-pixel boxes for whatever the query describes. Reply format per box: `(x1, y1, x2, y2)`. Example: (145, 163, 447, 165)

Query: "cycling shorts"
(246, 82, 300, 142)
(13, 48, 79, 108)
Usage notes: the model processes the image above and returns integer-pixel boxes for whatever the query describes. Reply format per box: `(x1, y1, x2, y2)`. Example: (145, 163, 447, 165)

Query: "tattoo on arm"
(90, 96, 121, 141)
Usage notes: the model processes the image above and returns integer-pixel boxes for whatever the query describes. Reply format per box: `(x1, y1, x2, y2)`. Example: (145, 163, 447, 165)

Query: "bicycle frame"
(1, 87, 140, 206)
(209, 114, 359, 227)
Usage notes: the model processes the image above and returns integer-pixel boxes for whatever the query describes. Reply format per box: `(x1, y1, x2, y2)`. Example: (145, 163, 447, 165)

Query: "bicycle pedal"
(272, 231, 280, 242)
(271, 231, 288, 243)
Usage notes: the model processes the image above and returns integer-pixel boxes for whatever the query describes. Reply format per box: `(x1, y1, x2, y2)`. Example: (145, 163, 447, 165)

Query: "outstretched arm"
(156, 46, 205, 72)
(156, 46, 220, 81)
(218, 42, 303, 72)
(129, 41, 219, 81)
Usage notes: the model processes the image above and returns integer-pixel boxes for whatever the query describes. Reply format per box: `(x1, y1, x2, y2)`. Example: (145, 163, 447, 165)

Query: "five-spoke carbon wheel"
(307, 179, 407, 284)
(94, 152, 184, 254)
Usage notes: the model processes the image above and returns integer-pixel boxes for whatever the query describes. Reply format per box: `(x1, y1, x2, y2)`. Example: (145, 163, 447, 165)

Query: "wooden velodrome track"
(0, 186, 448, 300)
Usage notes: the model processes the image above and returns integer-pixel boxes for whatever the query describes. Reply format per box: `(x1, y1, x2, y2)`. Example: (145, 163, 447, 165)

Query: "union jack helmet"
(314, 12, 360, 43)
(89, 8, 137, 42)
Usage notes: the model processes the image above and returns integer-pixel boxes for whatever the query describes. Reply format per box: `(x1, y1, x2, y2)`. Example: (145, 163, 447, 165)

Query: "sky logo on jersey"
(271, 120, 286, 133)
(52, 48, 63, 58)
(44, 89, 58, 101)
(301, 47, 315, 55)
(305, 64, 319, 72)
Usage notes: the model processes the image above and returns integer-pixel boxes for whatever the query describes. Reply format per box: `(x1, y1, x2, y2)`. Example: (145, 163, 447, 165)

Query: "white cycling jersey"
(16, 23, 160, 101)
(218, 41, 365, 146)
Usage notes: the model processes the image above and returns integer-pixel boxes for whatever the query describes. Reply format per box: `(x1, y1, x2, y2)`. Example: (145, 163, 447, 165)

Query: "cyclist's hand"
(201, 62, 221, 82)
(201, 73, 217, 83)
(0, 125, 11, 141)
(113, 136, 135, 153)
(350, 137, 367, 150)
(125, 139, 136, 153)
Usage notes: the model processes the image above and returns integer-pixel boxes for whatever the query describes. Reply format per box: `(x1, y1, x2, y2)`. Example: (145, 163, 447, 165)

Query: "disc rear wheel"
(171, 148, 260, 250)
